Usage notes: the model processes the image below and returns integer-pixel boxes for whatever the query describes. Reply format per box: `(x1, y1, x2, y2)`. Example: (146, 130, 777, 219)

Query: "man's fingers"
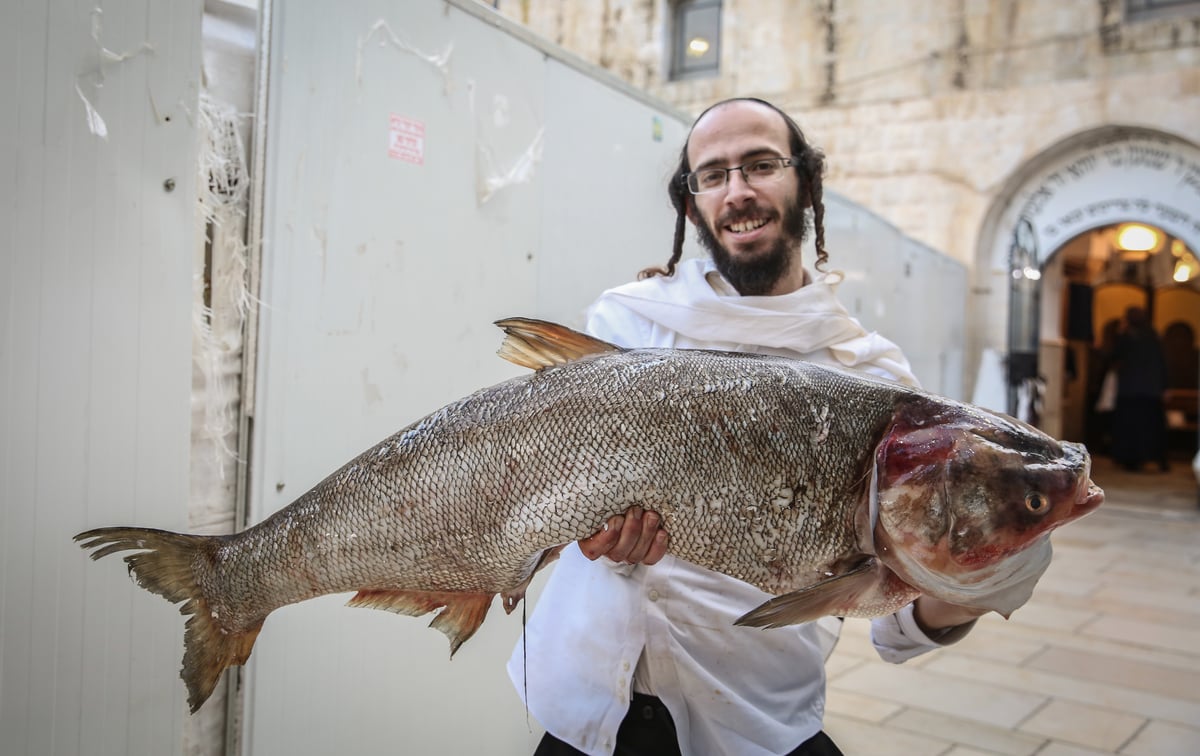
(607, 506, 646, 562)
(642, 529, 669, 566)
(623, 511, 663, 564)
(579, 515, 623, 560)
(578, 507, 669, 564)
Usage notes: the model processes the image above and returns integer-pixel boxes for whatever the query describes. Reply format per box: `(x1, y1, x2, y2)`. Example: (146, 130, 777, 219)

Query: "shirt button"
(623, 660, 631, 671)
(648, 589, 660, 602)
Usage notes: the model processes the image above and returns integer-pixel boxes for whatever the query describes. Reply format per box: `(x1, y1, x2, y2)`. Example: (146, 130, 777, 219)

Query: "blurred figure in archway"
(1110, 306, 1169, 472)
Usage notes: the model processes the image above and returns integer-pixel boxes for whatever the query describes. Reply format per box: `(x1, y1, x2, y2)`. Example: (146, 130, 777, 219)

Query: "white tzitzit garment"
(508, 258, 950, 756)
(590, 257, 920, 387)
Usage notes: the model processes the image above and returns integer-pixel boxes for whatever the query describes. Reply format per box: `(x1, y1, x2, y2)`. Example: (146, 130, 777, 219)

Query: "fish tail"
(74, 527, 261, 713)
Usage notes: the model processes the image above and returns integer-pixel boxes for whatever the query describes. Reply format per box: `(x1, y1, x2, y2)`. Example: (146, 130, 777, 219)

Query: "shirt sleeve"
(869, 603, 977, 663)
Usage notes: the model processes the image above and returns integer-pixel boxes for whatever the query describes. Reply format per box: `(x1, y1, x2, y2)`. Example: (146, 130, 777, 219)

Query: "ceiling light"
(1115, 223, 1159, 252)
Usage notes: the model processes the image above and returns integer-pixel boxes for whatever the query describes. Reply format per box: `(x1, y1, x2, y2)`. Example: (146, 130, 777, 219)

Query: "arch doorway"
(1042, 224, 1199, 461)
(974, 126, 1200, 505)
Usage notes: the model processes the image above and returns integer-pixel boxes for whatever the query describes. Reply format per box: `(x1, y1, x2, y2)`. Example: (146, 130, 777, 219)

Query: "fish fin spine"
(347, 589, 494, 656)
(494, 317, 621, 370)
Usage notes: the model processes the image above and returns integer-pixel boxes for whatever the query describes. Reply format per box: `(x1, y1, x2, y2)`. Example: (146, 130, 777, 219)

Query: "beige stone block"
(887, 707, 1046, 755)
(970, 615, 1200, 674)
(1034, 742, 1115, 756)
(1004, 601, 1097, 633)
(1121, 719, 1200, 756)
(1083, 614, 1200, 657)
(823, 688, 904, 723)
(1018, 699, 1145, 752)
(926, 654, 1200, 728)
(831, 661, 1047, 729)
(824, 712, 952, 756)
(1027, 646, 1200, 703)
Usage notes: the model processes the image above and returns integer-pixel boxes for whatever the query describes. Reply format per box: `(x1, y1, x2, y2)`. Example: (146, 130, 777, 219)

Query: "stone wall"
(493, 0, 1200, 268)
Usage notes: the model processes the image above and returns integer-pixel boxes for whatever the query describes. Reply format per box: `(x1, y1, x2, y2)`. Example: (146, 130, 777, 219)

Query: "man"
(508, 98, 990, 756)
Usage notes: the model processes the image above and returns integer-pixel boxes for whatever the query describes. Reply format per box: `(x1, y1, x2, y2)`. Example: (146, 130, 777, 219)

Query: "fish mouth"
(1079, 481, 1104, 514)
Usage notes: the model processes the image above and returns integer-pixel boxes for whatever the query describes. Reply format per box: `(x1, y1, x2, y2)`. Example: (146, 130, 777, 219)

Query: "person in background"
(509, 97, 999, 756)
(1110, 305, 1169, 472)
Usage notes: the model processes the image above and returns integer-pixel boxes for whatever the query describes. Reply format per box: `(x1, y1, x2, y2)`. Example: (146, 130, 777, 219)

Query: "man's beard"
(695, 201, 810, 296)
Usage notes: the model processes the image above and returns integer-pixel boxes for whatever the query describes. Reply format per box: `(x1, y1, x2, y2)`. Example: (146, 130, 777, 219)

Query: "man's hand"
(579, 506, 669, 565)
(913, 595, 989, 636)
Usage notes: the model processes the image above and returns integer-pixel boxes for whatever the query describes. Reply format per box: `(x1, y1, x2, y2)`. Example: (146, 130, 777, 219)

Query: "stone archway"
(971, 126, 1200, 430)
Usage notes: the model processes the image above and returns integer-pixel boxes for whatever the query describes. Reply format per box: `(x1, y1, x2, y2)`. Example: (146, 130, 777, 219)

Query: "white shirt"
(508, 259, 962, 756)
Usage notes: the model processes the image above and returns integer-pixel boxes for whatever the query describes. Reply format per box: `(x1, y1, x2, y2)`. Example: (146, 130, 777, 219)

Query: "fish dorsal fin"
(494, 317, 622, 371)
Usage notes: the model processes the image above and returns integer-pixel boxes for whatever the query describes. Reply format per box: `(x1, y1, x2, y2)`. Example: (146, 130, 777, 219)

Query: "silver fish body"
(76, 319, 1102, 712)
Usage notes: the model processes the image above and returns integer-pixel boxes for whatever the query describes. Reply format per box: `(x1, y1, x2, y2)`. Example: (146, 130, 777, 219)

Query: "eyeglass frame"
(682, 156, 800, 195)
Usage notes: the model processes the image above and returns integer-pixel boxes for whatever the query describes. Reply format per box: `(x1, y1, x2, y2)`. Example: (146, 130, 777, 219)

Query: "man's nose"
(724, 168, 755, 203)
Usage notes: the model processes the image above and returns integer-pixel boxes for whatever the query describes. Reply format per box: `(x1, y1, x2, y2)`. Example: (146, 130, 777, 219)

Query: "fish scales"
(215, 348, 899, 627)
(75, 318, 1102, 712)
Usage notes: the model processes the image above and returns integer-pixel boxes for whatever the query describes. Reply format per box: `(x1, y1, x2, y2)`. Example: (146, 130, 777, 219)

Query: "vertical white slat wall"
(243, 2, 692, 753)
(0, 2, 203, 755)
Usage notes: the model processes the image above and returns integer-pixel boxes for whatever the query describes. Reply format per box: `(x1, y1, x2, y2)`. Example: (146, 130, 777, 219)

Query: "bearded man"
(508, 98, 990, 756)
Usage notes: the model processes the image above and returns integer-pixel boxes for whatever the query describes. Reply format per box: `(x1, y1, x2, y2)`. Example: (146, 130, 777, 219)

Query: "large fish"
(76, 318, 1103, 712)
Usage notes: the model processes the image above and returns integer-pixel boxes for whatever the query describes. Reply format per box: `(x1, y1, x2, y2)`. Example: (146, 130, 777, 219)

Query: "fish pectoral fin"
(500, 545, 566, 615)
(494, 317, 622, 370)
(735, 560, 885, 629)
(347, 589, 493, 656)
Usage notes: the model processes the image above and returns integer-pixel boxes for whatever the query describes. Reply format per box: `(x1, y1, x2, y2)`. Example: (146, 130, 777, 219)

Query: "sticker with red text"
(388, 114, 425, 165)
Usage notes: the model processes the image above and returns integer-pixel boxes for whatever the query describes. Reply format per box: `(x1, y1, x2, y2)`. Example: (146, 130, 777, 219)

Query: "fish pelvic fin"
(74, 526, 256, 713)
(494, 317, 621, 371)
(734, 559, 920, 629)
(347, 589, 494, 657)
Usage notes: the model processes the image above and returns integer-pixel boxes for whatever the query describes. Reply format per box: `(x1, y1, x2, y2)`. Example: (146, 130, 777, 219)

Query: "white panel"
(537, 59, 692, 324)
(820, 192, 966, 397)
(248, 2, 549, 754)
(0, 1, 202, 755)
(248, 1, 695, 753)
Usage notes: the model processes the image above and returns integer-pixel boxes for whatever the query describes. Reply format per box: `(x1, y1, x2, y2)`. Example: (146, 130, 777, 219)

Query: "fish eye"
(1025, 492, 1049, 514)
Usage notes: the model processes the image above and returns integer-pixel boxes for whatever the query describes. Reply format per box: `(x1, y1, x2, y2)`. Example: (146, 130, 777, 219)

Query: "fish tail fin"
(74, 527, 258, 712)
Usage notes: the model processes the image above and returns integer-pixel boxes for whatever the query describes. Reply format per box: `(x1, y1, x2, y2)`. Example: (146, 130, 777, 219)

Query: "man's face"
(686, 101, 809, 295)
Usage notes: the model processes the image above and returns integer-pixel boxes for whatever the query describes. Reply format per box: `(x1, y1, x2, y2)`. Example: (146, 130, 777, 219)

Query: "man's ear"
(685, 196, 700, 226)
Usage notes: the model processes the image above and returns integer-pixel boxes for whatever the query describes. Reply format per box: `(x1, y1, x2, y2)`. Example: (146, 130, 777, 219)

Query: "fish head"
(869, 399, 1104, 617)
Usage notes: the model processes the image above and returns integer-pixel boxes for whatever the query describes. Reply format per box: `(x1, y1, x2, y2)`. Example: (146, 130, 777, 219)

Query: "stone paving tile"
(1025, 646, 1200, 702)
(1017, 699, 1145, 752)
(1120, 719, 1200, 756)
(885, 707, 1046, 756)
(1090, 584, 1200, 616)
(830, 661, 1047, 729)
(823, 712, 952, 756)
(963, 613, 1200, 673)
(1035, 742, 1115, 756)
(946, 627, 1045, 666)
(1081, 614, 1200, 656)
(925, 654, 1200, 728)
(823, 688, 903, 723)
(1042, 590, 1200, 628)
(1002, 601, 1098, 633)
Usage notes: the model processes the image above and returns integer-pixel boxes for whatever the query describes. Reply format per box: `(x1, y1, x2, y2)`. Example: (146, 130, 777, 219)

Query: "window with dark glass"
(670, 0, 721, 80)
(1125, 0, 1200, 21)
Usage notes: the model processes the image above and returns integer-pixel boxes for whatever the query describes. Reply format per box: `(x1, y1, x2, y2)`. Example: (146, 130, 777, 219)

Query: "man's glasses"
(684, 157, 798, 194)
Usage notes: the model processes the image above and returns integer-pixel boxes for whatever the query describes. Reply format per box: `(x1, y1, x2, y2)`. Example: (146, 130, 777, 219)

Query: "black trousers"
(533, 693, 844, 756)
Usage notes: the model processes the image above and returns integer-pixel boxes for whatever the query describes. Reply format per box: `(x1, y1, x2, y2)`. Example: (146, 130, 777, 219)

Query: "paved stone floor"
(824, 454, 1200, 755)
